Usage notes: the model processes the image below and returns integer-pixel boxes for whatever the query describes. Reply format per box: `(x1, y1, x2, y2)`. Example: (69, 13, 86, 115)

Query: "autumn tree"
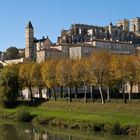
(30, 63, 44, 98)
(105, 54, 120, 101)
(88, 50, 111, 104)
(19, 63, 34, 102)
(72, 59, 89, 102)
(56, 59, 73, 102)
(41, 60, 57, 101)
(123, 56, 139, 101)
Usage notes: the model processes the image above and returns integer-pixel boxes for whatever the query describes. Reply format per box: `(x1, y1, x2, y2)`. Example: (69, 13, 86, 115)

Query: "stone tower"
(25, 21, 34, 60)
(131, 17, 140, 33)
(109, 22, 113, 34)
(117, 19, 129, 31)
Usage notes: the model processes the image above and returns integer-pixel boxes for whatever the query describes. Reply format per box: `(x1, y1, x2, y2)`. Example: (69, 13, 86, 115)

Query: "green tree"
(6, 47, 19, 60)
(0, 66, 19, 107)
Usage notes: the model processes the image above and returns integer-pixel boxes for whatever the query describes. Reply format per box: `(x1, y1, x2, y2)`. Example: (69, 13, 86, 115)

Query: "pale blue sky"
(0, 0, 140, 51)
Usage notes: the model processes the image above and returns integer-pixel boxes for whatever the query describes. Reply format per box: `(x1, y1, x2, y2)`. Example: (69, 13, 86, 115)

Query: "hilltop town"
(1, 17, 140, 65)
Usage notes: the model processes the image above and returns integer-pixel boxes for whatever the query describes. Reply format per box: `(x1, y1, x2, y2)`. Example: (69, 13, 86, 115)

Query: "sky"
(0, 0, 140, 51)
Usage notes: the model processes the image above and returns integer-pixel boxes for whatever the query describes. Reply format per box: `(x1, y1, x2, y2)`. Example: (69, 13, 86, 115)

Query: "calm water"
(0, 123, 139, 140)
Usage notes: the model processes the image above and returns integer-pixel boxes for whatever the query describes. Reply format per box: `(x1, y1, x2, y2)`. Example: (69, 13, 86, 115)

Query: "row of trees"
(0, 50, 140, 107)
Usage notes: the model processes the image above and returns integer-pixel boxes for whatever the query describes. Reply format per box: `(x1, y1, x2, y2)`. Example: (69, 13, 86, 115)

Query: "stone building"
(57, 21, 138, 45)
(25, 17, 140, 63)
(25, 21, 55, 61)
(70, 40, 136, 59)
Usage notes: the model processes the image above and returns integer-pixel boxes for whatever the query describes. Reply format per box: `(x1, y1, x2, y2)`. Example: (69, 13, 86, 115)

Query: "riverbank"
(1, 100, 140, 135)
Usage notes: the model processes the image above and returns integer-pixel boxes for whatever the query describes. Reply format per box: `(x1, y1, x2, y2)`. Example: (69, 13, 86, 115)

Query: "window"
(134, 25, 136, 31)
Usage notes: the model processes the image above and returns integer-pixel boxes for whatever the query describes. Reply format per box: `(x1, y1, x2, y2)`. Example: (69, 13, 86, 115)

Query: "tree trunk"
(75, 86, 78, 99)
(54, 134, 56, 140)
(39, 87, 42, 98)
(84, 83, 87, 103)
(98, 84, 104, 104)
(122, 84, 127, 104)
(69, 135, 72, 140)
(29, 85, 33, 102)
(52, 87, 56, 101)
(107, 86, 111, 102)
(48, 88, 51, 98)
(60, 86, 63, 98)
(68, 86, 72, 102)
(129, 84, 133, 101)
(90, 85, 94, 102)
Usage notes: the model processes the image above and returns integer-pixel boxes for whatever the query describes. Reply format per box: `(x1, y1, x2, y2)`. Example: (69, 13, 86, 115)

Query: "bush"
(111, 122, 122, 135)
(16, 109, 33, 122)
(34, 115, 54, 125)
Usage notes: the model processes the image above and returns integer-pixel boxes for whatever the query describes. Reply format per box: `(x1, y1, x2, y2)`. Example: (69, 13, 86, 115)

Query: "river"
(0, 123, 139, 140)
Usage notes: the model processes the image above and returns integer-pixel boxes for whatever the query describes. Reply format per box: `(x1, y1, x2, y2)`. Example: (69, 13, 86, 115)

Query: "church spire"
(26, 21, 33, 29)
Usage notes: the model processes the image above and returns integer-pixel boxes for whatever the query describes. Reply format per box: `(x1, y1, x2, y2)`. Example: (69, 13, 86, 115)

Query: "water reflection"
(0, 123, 139, 140)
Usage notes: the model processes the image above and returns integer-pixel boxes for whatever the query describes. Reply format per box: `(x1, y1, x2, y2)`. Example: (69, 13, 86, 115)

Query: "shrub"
(111, 122, 122, 135)
(34, 115, 54, 125)
(16, 109, 33, 122)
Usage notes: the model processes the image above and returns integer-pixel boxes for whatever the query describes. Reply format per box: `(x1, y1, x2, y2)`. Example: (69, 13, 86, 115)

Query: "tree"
(30, 63, 44, 98)
(56, 59, 73, 102)
(71, 59, 82, 99)
(123, 56, 138, 101)
(0, 63, 3, 69)
(72, 59, 89, 102)
(6, 47, 19, 60)
(41, 60, 57, 101)
(116, 55, 139, 102)
(19, 63, 34, 102)
(0, 66, 19, 107)
(105, 54, 119, 102)
(88, 50, 111, 104)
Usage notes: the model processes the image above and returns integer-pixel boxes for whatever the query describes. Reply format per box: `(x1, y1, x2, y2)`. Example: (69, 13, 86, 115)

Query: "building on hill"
(25, 18, 140, 63)
(1, 18, 140, 66)
(25, 21, 53, 61)
(56, 19, 140, 45)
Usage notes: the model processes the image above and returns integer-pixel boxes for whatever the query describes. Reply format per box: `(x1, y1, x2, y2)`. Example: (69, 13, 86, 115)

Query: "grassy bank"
(1, 100, 140, 135)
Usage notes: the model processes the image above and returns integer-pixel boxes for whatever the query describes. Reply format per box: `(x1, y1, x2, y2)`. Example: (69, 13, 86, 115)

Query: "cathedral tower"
(131, 17, 140, 33)
(117, 19, 129, 31)
(25, 21, 34, 60)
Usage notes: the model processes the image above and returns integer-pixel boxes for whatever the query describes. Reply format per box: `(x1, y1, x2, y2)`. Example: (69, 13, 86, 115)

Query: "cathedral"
(25, 17, 140, 62)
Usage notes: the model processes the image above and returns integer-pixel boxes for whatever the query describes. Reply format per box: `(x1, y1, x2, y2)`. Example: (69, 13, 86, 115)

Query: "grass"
(1, 99, 140, 134)
(3, 100, 140, 125)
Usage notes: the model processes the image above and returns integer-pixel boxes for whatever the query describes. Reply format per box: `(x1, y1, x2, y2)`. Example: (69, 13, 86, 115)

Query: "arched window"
(134, 24, 136, 31)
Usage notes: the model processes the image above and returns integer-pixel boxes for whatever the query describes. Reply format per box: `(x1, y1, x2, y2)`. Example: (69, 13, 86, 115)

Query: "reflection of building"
(25, 18, 140, 63)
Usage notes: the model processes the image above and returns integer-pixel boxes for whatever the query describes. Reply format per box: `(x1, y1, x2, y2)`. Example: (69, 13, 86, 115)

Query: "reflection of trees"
(69, 135, 72, 140)
(0, 124, 20, 140)
(34, 132, 49, 140)
(0, 124, 89, 140)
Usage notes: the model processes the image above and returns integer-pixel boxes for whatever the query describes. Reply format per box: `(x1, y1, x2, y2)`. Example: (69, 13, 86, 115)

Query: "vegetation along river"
(0, 122, 139, 140)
